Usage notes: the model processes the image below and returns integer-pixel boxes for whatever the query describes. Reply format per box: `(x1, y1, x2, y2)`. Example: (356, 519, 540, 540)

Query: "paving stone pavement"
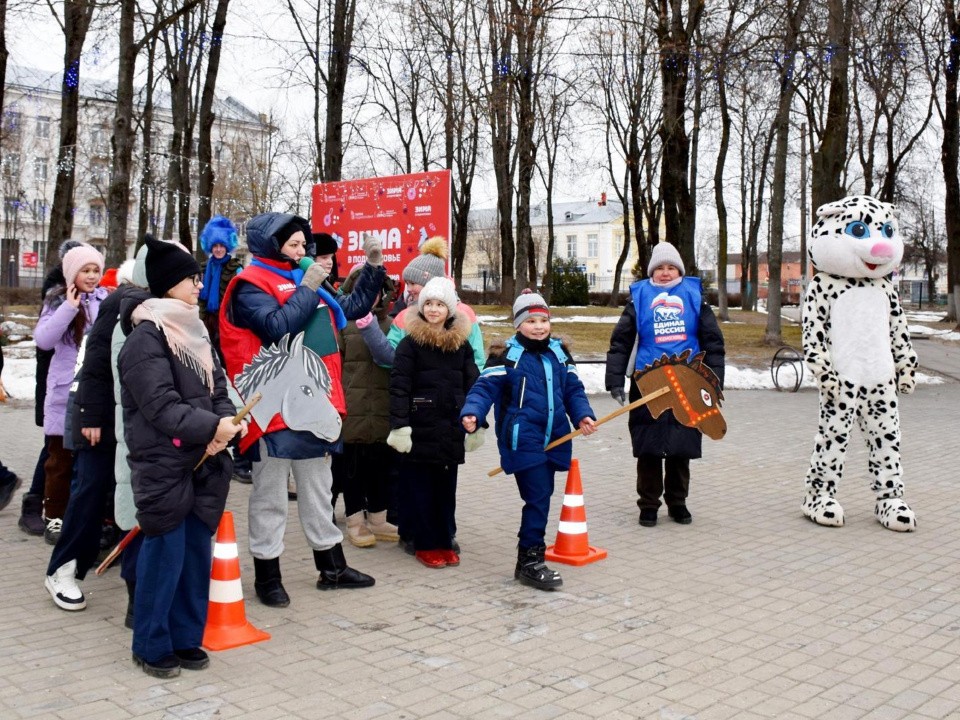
(1, 382, 959, 720)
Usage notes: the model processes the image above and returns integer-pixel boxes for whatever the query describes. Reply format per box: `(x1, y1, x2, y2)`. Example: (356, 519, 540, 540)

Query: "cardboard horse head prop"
(235, 332, 342, 442)
(634, 350, 726, 440)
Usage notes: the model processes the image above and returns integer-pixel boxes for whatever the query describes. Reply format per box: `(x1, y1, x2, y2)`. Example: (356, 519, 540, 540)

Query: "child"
(604, 241, 725, 527)
(33, 243, 107, 545)
(387, 277, 479, 568)
(118, 237, 243, 678)
(461, 290, 597, 590)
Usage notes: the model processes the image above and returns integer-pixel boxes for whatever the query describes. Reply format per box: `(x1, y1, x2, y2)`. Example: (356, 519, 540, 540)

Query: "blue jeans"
(514, 463, 556, 550)
(132, 514, 212, 663)
(47, 441, 116, 579)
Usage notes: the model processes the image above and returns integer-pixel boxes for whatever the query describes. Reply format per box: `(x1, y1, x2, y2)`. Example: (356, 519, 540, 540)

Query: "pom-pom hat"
(402, 237, 448, 285)
(513, 288, 550, 328)
(61, 243, 105, 285)
(418, 276, 458, 315)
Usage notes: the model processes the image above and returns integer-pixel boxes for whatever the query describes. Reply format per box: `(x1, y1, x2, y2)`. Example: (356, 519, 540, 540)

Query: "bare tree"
(647, 0, 704, 272)
(45, 0, 97, 265)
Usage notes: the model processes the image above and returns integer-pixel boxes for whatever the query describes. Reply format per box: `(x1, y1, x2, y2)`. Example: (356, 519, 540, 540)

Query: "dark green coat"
(340, 314, 393, 444)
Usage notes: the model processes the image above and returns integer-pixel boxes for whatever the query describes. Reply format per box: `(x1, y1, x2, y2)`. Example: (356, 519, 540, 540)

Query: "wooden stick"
(193, 392, 263, 471)
(95, 526, 140, 576)
(487, 385, 671, 477)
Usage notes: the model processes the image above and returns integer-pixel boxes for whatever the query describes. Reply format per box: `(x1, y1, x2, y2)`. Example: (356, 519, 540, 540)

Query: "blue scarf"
(199, 253, 231, 313)
(249, 259, 347, 330)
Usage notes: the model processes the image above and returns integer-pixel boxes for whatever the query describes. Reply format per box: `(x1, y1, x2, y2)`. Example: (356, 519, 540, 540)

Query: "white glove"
(302, 263, 330, 291)
(464, 427, 485, 452)
(387, 426, 412, 453)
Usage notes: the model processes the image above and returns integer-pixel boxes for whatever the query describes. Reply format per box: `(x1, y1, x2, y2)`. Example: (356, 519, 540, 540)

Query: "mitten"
(355, 312, 375, 329)
(464, 427, 485, 452)
(609, 386, 626, 406)
(364, 237, 384, 266)
(897, 368, 916, 395)
(386, 426, 413, 453)
(302, 263, 330, 291)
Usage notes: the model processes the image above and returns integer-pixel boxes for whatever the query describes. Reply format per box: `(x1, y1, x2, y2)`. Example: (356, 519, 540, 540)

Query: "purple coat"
(34, 287, 109, 436)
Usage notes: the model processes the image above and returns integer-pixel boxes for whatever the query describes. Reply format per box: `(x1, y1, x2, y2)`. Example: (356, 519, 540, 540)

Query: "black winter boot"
(314, 544, 375, 590)
(515, 545, 563, 591)
(124, 579, 136, 630)
(18, 493, 45, 536)
(253, 557, 290, 607)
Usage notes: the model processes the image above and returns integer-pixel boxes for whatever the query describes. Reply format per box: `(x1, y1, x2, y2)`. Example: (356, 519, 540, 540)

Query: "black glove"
(610, 387, 626, 406)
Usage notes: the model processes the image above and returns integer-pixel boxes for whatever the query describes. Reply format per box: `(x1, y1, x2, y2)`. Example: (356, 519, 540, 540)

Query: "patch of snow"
(1, 357, 37, 400)
(909, 325, 953, 338)
(907, 311, 947, 322)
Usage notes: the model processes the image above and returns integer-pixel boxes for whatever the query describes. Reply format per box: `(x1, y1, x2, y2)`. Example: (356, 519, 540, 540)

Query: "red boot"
(441, 549, 460, 566)
(415, 550, 447, 568)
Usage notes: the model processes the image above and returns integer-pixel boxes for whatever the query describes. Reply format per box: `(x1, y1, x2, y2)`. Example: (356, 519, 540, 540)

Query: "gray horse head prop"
(235, 332, 341, 441)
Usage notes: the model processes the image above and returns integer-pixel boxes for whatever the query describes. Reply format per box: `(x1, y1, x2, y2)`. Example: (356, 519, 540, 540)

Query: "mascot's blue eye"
(300, 385, 314, 397)
(881, 222, 895, 239)
(844, 221, 869, 239)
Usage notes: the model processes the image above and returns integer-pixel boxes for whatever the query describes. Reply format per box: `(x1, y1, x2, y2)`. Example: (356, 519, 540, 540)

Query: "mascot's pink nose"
(870, 242, 894, 259)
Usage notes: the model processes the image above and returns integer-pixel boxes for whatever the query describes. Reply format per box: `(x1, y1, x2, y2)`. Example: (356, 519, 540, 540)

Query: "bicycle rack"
(771, 345, 804, 392)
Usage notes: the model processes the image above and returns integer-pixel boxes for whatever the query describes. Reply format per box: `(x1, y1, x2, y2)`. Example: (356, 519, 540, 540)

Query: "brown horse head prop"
(633, 350, 726, 440)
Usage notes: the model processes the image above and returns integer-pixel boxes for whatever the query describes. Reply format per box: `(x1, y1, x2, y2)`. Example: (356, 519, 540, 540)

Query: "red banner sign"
(22, 251, 38, 268)
(311, 170, 451, 279)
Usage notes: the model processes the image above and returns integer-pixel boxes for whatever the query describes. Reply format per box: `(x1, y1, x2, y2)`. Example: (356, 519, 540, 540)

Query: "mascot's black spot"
(824, 511, 835, 518)
(896, 515, 911, 524)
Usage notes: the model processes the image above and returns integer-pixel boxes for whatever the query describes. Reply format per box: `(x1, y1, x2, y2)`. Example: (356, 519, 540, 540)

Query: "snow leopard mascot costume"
(801, 195, 918, 532)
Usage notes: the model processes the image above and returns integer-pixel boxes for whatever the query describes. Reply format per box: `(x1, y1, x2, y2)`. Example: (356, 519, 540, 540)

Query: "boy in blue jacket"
(461, 290, 596, 590)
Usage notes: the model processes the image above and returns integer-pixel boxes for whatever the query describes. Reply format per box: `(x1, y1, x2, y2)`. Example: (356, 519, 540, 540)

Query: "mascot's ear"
(880, 200, 898, 218)
(814, 198, 850, 220)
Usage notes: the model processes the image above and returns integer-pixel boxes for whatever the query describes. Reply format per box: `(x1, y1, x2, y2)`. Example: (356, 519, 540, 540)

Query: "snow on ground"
(908, 311, 947, 323)
(2, 357, 37, 401)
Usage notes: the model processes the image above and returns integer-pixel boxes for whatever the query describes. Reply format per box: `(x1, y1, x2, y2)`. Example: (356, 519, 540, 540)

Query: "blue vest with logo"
(631, 276, 702, 371)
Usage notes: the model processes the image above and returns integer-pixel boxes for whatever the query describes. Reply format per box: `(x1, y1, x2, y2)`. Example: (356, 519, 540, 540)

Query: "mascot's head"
(808, 195, 903, 279)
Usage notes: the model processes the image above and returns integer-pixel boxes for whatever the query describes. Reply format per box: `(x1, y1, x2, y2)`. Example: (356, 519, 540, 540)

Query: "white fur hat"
(418, 276, 458, 315)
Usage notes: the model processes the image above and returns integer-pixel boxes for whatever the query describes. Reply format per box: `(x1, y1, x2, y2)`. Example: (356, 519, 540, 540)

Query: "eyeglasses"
(190, 274, 202, 286)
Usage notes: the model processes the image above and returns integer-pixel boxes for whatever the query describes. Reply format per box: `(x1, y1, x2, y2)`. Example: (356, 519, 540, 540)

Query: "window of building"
(33, 239, 47, 267)
(4, 196, 20, 221)
(34, 157, 48, 183)
(613, 234, 623, 256)
(91, 127, 105, 147)
(566, 234, 577, 259)
(88, 204, 104, 226)
(36, 116, 50, 139)
(89, 161, 109, 184)
(33, 199, 46, 220)
(2, 153, 20, 178)
(3, 110, 22, 134)
(587, 234, 598, 258)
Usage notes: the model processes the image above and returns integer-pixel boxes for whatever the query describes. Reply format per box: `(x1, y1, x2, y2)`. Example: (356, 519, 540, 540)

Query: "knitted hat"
(274, 218, 306, 247)
(99, 268, 119, 290)
(402, 237, 447, 286)
(512, 288, 550, 328)
(418, 276, 458, 315)
(199, 215, 239, 255)
(647, 241, 684, 277)
(61, 243, 105, 285)
(57, 239, 85, 260)
(115, 258, 136, 286)
(145, 236, 201, 298)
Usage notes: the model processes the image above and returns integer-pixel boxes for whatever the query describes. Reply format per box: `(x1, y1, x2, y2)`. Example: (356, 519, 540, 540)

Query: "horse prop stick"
(95, 392, 263, 576)
(487, 386, 671, 477)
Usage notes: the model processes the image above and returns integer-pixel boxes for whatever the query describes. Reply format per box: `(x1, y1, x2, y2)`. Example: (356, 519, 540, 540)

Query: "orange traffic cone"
(545, 459, 607, 566)
(202, 511, 271, 651)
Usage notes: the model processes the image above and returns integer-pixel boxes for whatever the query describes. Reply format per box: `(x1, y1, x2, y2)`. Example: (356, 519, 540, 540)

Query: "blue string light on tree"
(64, 61, 80, 93)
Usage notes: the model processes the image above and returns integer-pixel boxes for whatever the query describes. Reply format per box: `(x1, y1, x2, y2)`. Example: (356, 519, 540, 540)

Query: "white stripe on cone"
(558, 520, 588, 535)
(209, 578, 244, 604)
(563, 494, 584, 507)
(213, 543, 239, 560)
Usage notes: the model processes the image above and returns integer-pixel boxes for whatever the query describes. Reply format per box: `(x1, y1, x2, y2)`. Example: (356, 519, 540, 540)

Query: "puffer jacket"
(34, 286, 109, 436)
(389, 312, 479, 466)
(460, 334, 595, 476)
(118, 307, 236, 536)
(604, 293, 725, 459)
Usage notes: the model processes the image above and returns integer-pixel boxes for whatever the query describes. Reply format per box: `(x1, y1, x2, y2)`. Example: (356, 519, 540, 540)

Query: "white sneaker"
(45, 559, 87, 611)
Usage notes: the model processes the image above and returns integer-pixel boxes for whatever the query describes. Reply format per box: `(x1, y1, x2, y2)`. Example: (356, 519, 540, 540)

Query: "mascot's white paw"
(875, 497, 916, 532)
(802, 494, 845, 527)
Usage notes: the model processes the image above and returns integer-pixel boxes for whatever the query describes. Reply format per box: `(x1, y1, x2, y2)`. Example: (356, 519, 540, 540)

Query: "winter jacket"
(198, 255, 242, 322)
(605, 280, 725, 459)
(389, 312, 479, 466)
(111, 288, 153, 530)
(340, 315, 394, 444)
(34, 266, 65, 426)
(220, 211, 384, 459)
(118, 312, 236, 537)
(34, 286, 109, 436)
(460, 334, 595, 476)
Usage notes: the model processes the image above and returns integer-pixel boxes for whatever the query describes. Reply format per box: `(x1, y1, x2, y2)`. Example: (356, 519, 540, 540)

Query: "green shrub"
(550, 257, 589, 306)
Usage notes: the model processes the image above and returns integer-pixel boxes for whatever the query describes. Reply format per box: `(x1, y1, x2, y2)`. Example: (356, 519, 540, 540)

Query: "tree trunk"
(105, 0, 136, 267)
(944, 1, 960, 325)
(0, 0, 7, 152)
(324, 0, 356, 181)
(46, 1, 95, 265)
(195, 0, 231, 245)
(714, 61, 731, 321)
(137, 37, 159, 246)
(811, 0, 852, 212)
